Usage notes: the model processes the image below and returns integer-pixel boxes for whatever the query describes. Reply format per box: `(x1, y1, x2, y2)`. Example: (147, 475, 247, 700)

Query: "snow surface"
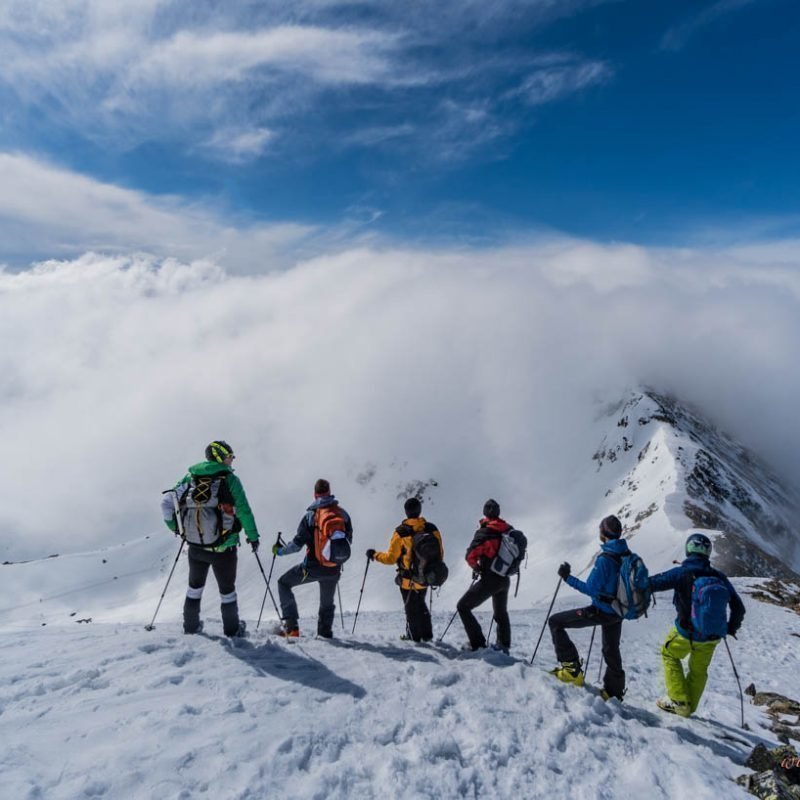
(1, 564, 797, 799)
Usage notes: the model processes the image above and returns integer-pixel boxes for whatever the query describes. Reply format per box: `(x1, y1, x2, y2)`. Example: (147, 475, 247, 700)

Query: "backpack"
(601, 551, 652, 620)
(690, 575, 730, 639)
(400, 523, 448, 587)
(489, 529, 528, 577)
(314, 505, 351, 567)
(178, 473, 237, 548)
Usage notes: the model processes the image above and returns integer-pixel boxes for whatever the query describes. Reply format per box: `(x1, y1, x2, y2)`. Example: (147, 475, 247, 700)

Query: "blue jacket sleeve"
(566, 558, 613, 600)
(293, 512, 314, 549)
(279, 539, 302, 556)
(725, 578, 746, 634)
(649, 566, 683, 593)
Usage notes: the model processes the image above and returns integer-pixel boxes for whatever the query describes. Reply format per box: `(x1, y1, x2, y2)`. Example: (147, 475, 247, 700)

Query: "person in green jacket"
(162, 440, 259, 636)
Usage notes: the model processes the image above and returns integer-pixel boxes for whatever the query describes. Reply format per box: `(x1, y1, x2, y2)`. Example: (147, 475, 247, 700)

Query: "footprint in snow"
(430, 671, 461, 688)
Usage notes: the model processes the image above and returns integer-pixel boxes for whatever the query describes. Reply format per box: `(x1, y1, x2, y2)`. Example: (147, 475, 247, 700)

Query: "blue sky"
(1, 0, 799, 265)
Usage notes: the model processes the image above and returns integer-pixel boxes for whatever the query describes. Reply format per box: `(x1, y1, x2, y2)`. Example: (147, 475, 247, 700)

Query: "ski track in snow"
(1, 582, 795, 800)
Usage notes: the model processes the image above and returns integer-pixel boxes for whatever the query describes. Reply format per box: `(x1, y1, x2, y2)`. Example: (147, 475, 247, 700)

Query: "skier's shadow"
(615, 704, 764, 764)
(218, 638, 367, 699)
(324, 637, 440, 664)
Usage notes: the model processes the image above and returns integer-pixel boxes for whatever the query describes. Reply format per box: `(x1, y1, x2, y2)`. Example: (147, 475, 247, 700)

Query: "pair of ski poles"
(527, 578, 747, 729)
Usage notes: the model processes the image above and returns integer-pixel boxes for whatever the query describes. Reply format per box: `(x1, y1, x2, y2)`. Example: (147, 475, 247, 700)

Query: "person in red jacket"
(457, 499, 513, 653)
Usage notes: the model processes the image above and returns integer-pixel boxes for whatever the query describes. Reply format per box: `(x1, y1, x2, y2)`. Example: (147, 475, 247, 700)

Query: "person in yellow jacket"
(366, 497, 444, 642)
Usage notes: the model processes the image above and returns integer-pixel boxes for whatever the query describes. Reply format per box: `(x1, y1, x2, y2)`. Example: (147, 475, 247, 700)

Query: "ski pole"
(351, 556, 371, 634)
(724, 638, 748, 730)
(145, 538, 185, 631)
(257, 533, 283, 630)
(146, 490, 188, 631)
(438, 576, 479, 643)
(253, 548, 282, 622)
(585, 626, 597, 674)
(337, 581, 345, 630)
(488, 616, 495, 642)
(438, 607, 459, 643)
(530, 578, 562, 665)
(597, 653, 604, 683)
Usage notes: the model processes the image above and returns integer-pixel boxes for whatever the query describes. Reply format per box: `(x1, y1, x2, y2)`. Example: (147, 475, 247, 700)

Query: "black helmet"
(404, 497, 422, 519)
(205, 440, 234, 463)
(483, 499, 500, 520)
(685, 532, 712, 557)
(599, 515, 622, 539)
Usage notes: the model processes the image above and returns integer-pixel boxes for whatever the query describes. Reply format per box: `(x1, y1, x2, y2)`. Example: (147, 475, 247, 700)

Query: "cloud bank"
(0, 153, 314, 269)
(2, 241, 799, 587)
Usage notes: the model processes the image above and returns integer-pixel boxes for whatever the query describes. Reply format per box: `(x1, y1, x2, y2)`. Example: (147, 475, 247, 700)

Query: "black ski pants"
(457, 571, 511, 650)
(278, 564, 339, 637)
(184, 545, 239, 635)
(548, 605, 625, 699)
(400, 587, 433, 642)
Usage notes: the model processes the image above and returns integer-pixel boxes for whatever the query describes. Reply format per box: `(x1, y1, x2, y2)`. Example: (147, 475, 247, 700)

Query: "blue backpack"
(602, 552, 653, 620)
(691, 575, 730, 639)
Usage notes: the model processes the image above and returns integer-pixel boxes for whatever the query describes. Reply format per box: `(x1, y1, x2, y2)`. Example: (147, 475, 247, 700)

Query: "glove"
(366, 548, 376, 561)
(165, 518, 178, 533)
(557, 562, 571, 580)
(471, 569, 480, 580)
(727, 624, 739, 639)
(250, 540, 259, 553)
(272, 543, 282, 556)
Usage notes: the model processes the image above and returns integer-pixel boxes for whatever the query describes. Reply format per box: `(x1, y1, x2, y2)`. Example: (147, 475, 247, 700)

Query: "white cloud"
(0, 152, 313, 269)
(660, 0, 758, 51)
(202, 127, 276, 163)
(512, 58, 612, 106)
(0, 1, 613, 159)
(133, 27, 399, 88)
(2, 239, 800, 582)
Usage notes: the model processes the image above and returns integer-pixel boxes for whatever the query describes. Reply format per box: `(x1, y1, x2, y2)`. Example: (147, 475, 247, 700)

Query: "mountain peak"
(593, 389, 800, 581)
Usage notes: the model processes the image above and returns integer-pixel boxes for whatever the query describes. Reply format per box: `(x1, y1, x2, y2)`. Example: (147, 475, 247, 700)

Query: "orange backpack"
(314, 505, 351, 566)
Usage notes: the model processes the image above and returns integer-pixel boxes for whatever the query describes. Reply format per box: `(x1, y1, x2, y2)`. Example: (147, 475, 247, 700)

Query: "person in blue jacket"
(548, 515, 629, 700)
(649, 532, 745, 718)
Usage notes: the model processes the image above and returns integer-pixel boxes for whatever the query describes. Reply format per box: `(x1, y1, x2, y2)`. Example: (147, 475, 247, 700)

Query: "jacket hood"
(601, 538, 630, 556)
(682, 554, 711, 569)
(307, 495, 339, 511)
(481, 517, 511, 533)
(188, 461, 233, 477)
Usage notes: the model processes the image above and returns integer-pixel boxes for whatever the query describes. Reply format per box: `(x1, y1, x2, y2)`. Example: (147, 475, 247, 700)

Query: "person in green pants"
(648, 533, 745, 717)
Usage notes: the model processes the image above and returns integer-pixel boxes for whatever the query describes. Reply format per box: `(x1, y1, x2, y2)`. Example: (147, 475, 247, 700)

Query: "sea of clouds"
(2, 239, 799, 565)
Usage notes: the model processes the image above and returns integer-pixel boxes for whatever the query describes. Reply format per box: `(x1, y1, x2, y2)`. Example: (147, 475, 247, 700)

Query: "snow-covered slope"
(4, 388, 800, 798)
(1, 586, 796, 800)
(589, 390, 800, 581)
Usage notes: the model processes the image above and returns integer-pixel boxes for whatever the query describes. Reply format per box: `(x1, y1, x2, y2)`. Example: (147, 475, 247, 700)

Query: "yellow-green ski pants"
(661, 626, 719, 713)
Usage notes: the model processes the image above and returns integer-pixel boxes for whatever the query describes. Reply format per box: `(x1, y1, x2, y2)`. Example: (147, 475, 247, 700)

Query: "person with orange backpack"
(272, 479, 352, 638)
(366, 497, 446, 643)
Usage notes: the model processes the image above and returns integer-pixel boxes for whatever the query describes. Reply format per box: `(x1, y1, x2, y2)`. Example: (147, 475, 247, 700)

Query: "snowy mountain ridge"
(589, 390, 800, 582)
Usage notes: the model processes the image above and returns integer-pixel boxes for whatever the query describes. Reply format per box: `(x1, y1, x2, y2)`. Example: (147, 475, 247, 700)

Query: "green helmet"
(685, 532, 712, 557)
(205, 440, 234, 463)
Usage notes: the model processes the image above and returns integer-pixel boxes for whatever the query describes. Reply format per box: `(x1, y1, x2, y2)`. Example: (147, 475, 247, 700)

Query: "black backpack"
(397, 523, 449, 587)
